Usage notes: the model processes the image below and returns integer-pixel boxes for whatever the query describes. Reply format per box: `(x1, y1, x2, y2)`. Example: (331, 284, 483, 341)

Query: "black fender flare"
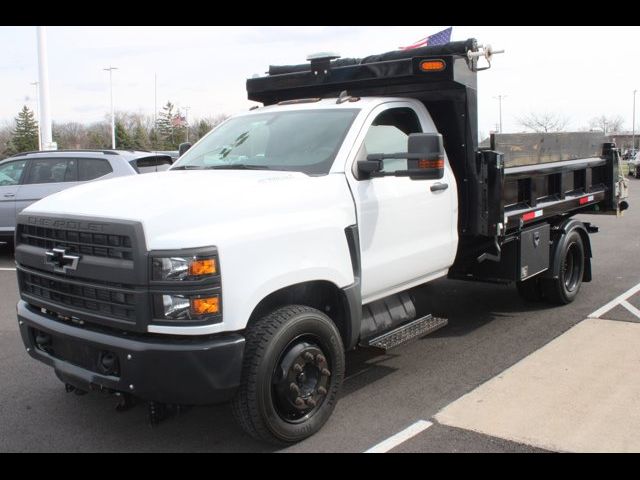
(543, 218, 593, 282)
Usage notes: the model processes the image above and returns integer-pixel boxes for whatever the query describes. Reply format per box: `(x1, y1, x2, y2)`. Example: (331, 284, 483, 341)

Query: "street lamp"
(493, 94, 507, 133)
(184, 106, 190, 143)
(103, 66, 118, 149)
(633, 89, 637, 155)
(30, 81, 41, 150)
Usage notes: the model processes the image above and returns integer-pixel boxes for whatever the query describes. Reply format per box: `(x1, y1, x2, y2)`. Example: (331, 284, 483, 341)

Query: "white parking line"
(364, 420, 432, 453)
(589, 281, 640, 318)
(620, 300, 640, 320)
(0, 267, 16, 271)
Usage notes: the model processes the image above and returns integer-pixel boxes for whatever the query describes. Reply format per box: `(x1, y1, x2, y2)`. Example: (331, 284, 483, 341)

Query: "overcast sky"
(1, 26, 638, 138)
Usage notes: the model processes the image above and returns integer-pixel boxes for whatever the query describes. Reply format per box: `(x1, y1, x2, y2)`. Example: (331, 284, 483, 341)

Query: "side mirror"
(356, 159, 383, 178)
(406, 133, 445, 180)
(178, 142, 192, 157)
(358, 133, 445, 180)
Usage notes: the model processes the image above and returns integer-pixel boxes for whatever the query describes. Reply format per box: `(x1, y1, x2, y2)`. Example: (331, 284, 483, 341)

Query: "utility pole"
(633, 89, 637, 154)
(103, 66, 118, 149)
(493, 94, 507, 133)
(184, 106, 190, 142)
(36, 26, 55, 150)
(30, 81, 41, 150)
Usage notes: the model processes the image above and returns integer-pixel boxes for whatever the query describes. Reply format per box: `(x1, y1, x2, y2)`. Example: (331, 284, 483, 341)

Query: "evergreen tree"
(156, 101, 175, 149)
(196, 119, 213, 141)
(155, 101, 188, 149)
(115, 120, 134, 149)
(9, 106, 39, 154)
(132, 123, 150, 150)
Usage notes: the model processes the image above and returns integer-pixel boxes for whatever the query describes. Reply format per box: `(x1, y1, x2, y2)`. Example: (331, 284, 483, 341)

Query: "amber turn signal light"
(419, 59, 446, 72)
(191, 296, 220, 315)
(418, 158, 445, 169)
(189, 258, 217, 276)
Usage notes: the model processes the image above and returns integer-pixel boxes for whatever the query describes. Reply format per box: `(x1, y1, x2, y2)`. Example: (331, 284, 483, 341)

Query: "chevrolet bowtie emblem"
(45, 248, 80, 273)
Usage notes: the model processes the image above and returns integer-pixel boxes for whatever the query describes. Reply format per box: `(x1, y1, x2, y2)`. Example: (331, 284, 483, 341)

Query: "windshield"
(172, 109, 358, 175)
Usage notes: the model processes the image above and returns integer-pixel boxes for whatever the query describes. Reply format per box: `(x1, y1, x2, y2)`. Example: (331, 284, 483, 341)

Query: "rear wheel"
(232, 305, 345, 445)
(542, 230, 585, 305)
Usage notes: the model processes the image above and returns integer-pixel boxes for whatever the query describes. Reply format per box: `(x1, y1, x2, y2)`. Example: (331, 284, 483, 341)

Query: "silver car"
(629, 152, 640, 178)
(0, 150, 173, 244)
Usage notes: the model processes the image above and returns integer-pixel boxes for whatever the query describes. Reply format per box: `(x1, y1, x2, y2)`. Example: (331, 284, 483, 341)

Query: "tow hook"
(114, 392, 137, 412)
(147, 402, 191, 426)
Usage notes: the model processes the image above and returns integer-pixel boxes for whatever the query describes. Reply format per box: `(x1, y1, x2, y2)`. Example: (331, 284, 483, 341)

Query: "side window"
(355, 107, 423, 175)
(0, 159, 27, 186)
(24, 158, 78, 184)
(79, 159, 113, 181)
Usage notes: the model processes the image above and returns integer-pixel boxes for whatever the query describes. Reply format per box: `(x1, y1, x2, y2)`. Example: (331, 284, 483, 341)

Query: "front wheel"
(542, 230, 585, 305)
(232, 305, 345, 445)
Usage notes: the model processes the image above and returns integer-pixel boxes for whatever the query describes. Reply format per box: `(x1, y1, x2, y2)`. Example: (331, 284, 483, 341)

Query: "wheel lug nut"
(315, 354, 326, 365)
(317, 386, 327, 395)
(294, 397, 305, 407)
(303, 352, 314, 362)
(290, 383, 300, 394)
(321, 368, 331, 376)
(306, 398, 317, 407)
(293, 364, 303, 373)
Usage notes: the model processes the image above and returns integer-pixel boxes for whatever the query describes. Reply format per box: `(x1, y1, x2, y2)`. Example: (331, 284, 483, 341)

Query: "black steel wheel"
(232, 305, 344, 445)
(543, 230, 585, 305)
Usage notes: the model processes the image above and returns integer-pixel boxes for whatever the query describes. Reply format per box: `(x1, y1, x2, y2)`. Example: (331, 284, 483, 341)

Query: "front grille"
(20, 269, 136, 322)
(18, 224, 133, 260)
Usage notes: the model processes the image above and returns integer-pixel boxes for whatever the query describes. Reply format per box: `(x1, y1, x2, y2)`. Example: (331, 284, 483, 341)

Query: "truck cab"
(14, 39, 628, 445)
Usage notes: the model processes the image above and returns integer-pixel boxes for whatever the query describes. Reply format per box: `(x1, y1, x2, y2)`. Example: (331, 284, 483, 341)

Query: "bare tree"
(517, 112, 570, 133)
(588, 115, 624, 134)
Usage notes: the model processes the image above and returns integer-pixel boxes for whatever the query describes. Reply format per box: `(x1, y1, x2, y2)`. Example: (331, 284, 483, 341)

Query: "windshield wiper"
(203, 164, 270, 170)
(171, 165, 203, 170)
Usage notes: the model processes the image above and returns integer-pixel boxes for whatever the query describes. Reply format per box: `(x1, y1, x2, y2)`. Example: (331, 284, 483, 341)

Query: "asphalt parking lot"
(1, 182, 638, 452)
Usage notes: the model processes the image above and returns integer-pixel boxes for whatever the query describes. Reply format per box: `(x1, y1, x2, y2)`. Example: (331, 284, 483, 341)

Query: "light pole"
(36, 26, 55, 150)
(30, 81, 41, 150)
(493, 94, 507, 133)
(633, 89, 637, 154)
(184, 106, 190, 143)
(103, 66, 118, 149)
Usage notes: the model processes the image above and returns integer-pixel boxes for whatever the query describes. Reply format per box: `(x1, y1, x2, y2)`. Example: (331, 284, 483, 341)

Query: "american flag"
(400, 27, 452, 50)
(171, 114, 187, 128)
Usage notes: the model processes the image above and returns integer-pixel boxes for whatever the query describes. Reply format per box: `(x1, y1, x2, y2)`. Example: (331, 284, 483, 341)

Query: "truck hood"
(23, 170, 355, 249)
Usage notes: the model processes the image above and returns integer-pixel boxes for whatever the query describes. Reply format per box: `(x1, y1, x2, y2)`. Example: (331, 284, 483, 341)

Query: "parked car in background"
(153, 150, 180, 162)
(0, 150, 173, 245)
(628, 152, 640, 177)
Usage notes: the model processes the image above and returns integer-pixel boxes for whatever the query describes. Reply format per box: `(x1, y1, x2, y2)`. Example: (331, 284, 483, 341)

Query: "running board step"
(364, 314, 448, 351)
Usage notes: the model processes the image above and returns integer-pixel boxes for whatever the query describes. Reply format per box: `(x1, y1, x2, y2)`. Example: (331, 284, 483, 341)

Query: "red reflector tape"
(522, 209, 543, 222)
(579, 195, 595, 205)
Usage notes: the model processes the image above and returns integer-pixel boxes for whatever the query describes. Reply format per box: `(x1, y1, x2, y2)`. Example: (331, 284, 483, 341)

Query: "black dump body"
(247, 40, 628, 280)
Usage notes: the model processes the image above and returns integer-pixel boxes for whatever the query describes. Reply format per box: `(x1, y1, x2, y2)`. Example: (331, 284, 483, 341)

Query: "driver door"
(346, 103, 457, 303)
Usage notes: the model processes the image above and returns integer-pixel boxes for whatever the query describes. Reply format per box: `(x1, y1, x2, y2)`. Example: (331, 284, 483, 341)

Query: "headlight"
(152, 256, 217, 281)
(156, 294, 221, 321)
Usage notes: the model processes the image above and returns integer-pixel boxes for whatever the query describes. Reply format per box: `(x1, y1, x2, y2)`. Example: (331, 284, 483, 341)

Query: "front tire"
(542, 230, 585, 305)
(232, 305, 345, 445)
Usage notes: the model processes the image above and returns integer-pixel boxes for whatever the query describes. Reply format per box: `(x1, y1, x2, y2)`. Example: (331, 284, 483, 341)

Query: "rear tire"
(542, 230, 585, 305)
(232, 305, 345, 445)
(516, 275, 544, 302)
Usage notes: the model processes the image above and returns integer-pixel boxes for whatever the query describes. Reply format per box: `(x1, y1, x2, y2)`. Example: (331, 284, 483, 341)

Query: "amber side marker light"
(191, 296, 220, 315)
(418, 158, 445, 169)
(419, 59, 446, 72)
(189, 258, 217, 276)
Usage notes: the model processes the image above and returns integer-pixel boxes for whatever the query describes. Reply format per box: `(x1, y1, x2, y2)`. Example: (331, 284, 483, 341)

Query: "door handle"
(430, 182, 449, 192)
(3, 193, 15, 198)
